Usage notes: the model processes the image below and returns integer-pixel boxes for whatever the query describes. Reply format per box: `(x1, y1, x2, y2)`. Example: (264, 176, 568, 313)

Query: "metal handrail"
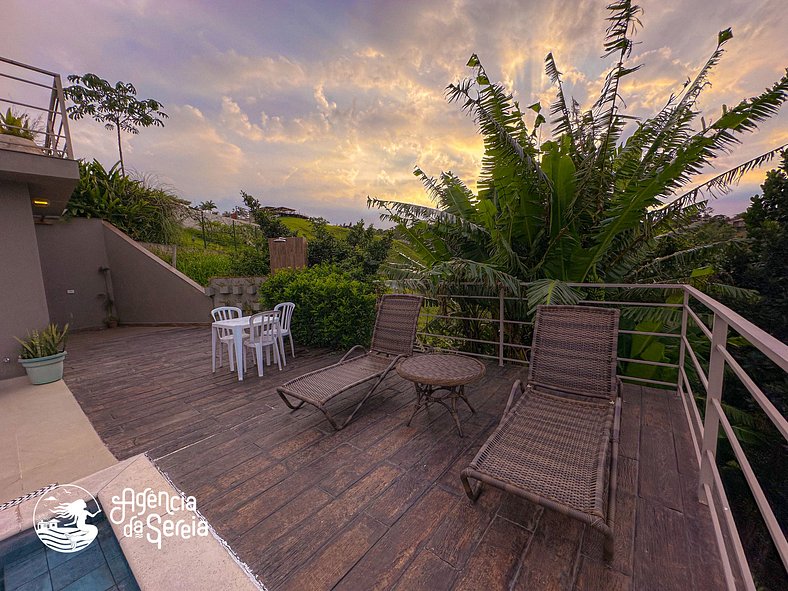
(404, 281, 787, 589)
(0, 56, 73, 159)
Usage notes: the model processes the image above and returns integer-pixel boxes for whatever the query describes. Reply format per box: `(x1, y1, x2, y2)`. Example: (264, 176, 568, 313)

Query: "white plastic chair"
(243, 311, 282, 377)
(211, 306, 242, 373)
(274, 302, 296, 364)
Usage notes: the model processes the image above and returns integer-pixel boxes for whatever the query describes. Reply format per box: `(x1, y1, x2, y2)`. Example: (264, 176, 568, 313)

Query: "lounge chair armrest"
(502, 380, 526, 419)
(340, 345, 367, 363)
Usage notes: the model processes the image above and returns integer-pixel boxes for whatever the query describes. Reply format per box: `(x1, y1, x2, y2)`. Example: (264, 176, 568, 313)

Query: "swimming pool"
(0, 505, 139, 591)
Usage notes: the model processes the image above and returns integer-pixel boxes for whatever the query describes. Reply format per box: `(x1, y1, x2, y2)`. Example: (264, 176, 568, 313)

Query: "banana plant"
(371, 1, 788, 307)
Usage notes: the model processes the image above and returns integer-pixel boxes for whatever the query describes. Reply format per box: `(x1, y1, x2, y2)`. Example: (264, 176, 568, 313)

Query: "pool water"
(0, 509, 139, 591)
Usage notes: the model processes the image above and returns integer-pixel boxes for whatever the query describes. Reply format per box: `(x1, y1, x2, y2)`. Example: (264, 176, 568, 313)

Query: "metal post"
(677, 289, 689, 399)
(498, 287, 505, 367)
(54, 74, 73, 159)
(171, 245, 177, 269)
(698, 312, 728, 504)
(45, 83, 57, 154)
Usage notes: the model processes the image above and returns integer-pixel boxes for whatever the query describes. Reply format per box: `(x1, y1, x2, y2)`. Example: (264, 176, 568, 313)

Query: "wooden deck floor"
(64, 327, 726, 591)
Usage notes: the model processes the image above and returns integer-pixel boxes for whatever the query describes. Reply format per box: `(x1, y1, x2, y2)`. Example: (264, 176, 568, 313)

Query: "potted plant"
(0, 108, 43, 154)
(16, 324, 69, 385)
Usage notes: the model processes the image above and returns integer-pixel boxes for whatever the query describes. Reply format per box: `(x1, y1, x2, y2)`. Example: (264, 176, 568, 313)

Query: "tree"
(371, 1, 788, 306)
(197, 200, 217, 212)
(64, 73, 168, 175)
(728, 153, 788, 340)
(240, 190, 292, 238)
(307, 218, 393, 276)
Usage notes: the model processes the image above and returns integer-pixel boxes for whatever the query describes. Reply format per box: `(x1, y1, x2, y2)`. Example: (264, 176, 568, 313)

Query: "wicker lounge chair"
(276, 294, 423, 430)
(460, 305, 622, 559)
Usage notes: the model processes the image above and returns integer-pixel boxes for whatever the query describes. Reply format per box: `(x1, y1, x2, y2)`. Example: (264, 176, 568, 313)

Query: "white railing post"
(54, 73, 73, 159)
(678, 288, 689, 399)
(698, 312, 729, 504)
(498, 287, 505, 366)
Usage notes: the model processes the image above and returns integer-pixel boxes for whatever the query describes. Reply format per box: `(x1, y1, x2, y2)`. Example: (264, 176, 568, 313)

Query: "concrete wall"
(102, 222, 214, 324)
(36, 218, 110, 330)
(0, 182, 50, 379)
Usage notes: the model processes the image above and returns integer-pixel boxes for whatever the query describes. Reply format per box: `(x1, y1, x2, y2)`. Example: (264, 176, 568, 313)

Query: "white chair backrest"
(212, 306, 242, 338)
(249, 310, 280, 344)
(274, 302, 295, 332)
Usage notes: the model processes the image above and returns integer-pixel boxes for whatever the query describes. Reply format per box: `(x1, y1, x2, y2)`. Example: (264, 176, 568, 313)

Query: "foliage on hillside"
(306, 218, 393, 277)
(65, 159, 185, 243)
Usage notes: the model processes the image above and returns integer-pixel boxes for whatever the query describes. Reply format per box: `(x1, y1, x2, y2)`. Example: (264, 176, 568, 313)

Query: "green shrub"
(175, 249, 231, 286)
(229, 246, 269, 277)
(258, 265, 378, 349)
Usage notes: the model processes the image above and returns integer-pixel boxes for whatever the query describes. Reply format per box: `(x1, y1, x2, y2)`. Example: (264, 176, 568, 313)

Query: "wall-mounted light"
(32, 199, 49, 207)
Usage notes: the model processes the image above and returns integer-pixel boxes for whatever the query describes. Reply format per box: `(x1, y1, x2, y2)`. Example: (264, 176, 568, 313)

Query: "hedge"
(258, 265, 378, 350)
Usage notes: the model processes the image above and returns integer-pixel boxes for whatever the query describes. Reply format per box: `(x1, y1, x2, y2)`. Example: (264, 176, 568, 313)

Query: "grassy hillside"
(280, 216, 349, 240)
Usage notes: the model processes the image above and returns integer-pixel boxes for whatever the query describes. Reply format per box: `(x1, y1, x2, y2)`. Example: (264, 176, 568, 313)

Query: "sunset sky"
(5, 0, 787, 224)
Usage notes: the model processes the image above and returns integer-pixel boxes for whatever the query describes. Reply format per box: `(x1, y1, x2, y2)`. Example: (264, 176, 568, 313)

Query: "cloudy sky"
(4, 0, 787, 224)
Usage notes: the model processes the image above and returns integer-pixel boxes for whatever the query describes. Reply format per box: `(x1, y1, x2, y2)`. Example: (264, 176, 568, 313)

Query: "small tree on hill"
(64, 73, 168, 175)
(240, 190, 292, 238)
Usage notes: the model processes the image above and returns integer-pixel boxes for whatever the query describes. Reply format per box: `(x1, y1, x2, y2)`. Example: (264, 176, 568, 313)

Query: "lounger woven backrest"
(527, 305, 619, 400)
(370, 294, 423, 357)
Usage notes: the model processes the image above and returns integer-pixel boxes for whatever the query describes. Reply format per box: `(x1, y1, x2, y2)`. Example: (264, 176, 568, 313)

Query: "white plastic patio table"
(212, 315, 278, 381)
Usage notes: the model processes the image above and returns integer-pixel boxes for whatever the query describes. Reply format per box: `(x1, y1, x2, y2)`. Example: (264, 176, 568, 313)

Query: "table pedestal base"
(406, 383, 476, 437)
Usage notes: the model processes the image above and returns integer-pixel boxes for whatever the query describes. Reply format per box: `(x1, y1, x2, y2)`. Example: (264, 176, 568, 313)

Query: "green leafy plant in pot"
(16, 324, 69, 385)
(0, 108, 44, 154)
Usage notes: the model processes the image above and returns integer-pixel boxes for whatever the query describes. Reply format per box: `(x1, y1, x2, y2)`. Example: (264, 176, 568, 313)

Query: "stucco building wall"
(0, 183, 50, 378)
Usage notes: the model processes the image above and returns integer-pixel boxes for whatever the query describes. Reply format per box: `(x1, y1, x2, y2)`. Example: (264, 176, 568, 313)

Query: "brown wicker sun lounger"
(461, 305, 622, 559)
(276, 294, 422, 430)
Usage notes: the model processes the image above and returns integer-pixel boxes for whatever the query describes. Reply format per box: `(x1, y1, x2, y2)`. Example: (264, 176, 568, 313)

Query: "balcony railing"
(394, 281, 787, 591)
(0, 56, 73, 159)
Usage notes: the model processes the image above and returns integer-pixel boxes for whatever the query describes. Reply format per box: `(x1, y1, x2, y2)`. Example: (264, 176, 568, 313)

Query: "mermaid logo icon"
(33, 484, 101, 553)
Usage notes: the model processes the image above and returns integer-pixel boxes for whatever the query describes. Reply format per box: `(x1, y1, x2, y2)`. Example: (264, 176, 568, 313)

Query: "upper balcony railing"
(392, 281, 787, 591)
(0, 56, 73, 159)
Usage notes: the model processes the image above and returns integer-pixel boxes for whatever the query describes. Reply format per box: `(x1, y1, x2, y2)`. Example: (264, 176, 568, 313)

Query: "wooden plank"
(633, 499, 692, 591)
(675, 455, 728, 591)
(205, 443, 363, 535)
(574, 555, 631, 591)
(255, 463, 402, 587)
(617, 455, 639, 497)
(427, 485, 502, 568)
(392, 549, 456, 591)
(453, 516, 532, 591)
(512, 510, 583, 591)
(497, 495, 543, 531)
(364, 414, 492, 525)
(319, 449, 386, 497)
(580, 492, 636, 576)
(184, 453, 284, 504)
(639, 391, 683, 511)
(667, 390, 700, 475)
(232, 486, 333, 554)
(279, 514, 388, 591)
(335, 487, 458, 591)
(619, 384, 642, 460)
